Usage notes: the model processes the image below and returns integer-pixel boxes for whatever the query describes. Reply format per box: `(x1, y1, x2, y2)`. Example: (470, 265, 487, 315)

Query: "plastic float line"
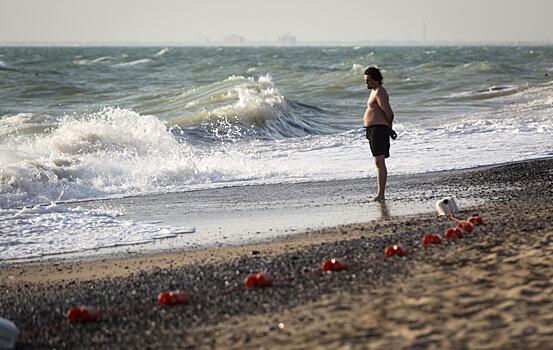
(18, 249, 435, 339)
(20, 215, 483, 340)
(23, 248, 460, 338)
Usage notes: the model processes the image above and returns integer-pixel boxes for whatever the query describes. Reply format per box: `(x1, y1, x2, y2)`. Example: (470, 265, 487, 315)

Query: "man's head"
(364, 66, 383, 89)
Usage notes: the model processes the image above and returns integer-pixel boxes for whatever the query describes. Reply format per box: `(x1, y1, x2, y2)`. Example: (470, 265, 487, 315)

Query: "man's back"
(364, 86, 392, 127)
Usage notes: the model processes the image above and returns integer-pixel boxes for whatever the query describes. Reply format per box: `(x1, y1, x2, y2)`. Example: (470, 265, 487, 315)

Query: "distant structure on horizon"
(277, 33, 297, 46)
(223, 34, 245, 46)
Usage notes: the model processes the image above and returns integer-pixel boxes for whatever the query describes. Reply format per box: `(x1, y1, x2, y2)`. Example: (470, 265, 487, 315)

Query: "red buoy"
(157, 291, 191, 306)
(423, 233, 443, 247)
(457, 221, 474, 233)
(244, 274, 258, 288)
(467, 215, 483, 226)
(66, 306, 100, 323)
(445, 227, 463, 240)
(244, 272, 274, 288)
(321, 258, 350, 272)
(384, 244, 407, 257)
(256, 272, 274, 287)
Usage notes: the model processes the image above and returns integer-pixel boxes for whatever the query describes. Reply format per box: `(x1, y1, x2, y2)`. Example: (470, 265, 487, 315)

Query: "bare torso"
(363, 86, 392, 127)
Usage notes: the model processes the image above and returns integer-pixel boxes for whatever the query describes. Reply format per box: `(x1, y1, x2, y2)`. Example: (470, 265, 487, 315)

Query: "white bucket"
(0, 317, 19, 350)
(435, 196, 459, 216)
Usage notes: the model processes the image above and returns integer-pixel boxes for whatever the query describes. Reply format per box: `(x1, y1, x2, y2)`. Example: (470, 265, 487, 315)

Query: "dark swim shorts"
(365, 125, 394, 158)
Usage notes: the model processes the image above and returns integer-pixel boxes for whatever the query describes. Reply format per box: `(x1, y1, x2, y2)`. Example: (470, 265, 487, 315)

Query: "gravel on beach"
(1, 158, 552, 349)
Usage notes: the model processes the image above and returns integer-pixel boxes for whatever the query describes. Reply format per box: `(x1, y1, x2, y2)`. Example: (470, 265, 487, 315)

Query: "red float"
(256, 272, 274, 287)
(244, 274, 258, 288)
(467, 215, 483, 226)
(66, 306, 100, 323)
(445, 227, 463, 240)
(384, 244, 407, 257)
(321, 258, 350, 272)
(157, 291, 191, 306)
(244, 272, 274, 288)
(423, 233, 443, 247)
(457, 221, 474, 233)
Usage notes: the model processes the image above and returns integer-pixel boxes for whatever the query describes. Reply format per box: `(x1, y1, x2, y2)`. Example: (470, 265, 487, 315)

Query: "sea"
(1, 46, 552, 260)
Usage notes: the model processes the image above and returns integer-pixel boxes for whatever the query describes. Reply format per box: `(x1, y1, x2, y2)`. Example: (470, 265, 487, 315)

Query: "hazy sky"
(1, 0, 552, 44)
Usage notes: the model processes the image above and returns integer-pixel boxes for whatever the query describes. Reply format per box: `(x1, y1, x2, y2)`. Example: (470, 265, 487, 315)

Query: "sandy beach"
(1, 158, 553, 349)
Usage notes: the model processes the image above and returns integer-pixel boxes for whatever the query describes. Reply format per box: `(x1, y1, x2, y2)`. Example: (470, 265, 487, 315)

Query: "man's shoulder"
(376, 86, 389, 98)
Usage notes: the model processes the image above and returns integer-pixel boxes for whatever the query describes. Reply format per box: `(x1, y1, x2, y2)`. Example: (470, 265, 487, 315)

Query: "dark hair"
(363, 66, 383, 85)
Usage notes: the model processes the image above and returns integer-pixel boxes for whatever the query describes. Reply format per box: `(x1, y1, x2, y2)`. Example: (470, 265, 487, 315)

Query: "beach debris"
(435, 196, 459, 216)
(445, 227, 464, 240)
(457, 221, 474, 233)
(467, 215, 484, 226)
(321, 258, 350, 272)
(384, 244, 408, 257)
(66, 306, 100, 323)
(0, 317, 19, 350)
(157, 291, 190, 306)
(244, 272, 273, 288)
(423, 233, 443, 247)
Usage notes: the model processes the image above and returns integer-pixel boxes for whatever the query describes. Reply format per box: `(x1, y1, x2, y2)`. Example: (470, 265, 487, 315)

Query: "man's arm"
(376, 90, 394, 125)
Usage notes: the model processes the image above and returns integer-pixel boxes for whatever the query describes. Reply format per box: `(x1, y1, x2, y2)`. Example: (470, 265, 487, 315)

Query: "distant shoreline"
(2, 42, 553, 48)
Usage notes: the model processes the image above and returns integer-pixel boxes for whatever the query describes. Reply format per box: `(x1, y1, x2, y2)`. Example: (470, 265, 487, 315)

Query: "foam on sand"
(0, 203, 194, 260)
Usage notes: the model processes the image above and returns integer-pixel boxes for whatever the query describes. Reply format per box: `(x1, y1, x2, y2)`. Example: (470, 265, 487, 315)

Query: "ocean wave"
(435, 81, 553, 104)
(113, 58, 152, 67)
(453, 61, 501, 74)
(293, 64, 364, 96)
(416, 62, 456, 70)
(441, 85, 522, 102)
(0, 106, 322, 208)
(0, 113, 58, 139)
(351, 64, 365, 74)
(154, 48, 170, 57)
(497, 81, 553, 111)
(0, 108, 184, 208)
(0, 60, 19, 72)
(73, 56, 114, 65)
(164, 75, 328, 139)
(0, 103, 550, 210)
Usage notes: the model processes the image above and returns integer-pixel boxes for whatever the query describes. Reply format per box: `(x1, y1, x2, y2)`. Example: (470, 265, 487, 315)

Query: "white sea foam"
(351, 64, 364, 73)
(168, 75, 320, 138)
(0, 113, 58, 137)
(73, 56, 113, 65)
(154, 48, 169, 57)
(1, 90, 552, 211)
(0, 203, 194, 260)
(113, 58, 151, 67)
(209, 75, 285, 125)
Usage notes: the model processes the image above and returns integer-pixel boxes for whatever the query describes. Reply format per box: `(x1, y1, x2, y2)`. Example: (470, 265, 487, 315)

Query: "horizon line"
(2, 39, 553, 47)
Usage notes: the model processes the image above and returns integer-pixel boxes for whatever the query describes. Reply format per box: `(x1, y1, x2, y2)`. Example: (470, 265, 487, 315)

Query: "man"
(363, 66, 395, 202)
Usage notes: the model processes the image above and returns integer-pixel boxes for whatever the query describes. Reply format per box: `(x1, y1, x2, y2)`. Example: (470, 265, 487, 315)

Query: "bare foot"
(373, 196, 385, 202)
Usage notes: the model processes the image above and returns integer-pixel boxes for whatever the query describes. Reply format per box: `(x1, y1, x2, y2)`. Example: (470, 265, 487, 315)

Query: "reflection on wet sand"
(378, 201, 390, 220)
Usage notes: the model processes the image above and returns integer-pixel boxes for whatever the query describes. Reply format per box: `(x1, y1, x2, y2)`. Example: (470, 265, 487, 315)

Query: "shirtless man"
(363, 66, 395, 202)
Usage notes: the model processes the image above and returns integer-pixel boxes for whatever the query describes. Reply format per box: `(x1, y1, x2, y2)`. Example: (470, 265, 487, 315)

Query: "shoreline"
(1, 156, 550, 271)
(7, 156, 544, 264)
(1, 158, 552, 349)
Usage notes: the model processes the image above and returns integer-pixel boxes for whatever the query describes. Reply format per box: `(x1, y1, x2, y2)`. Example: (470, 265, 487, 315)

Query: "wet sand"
(1, 158, 552, 349)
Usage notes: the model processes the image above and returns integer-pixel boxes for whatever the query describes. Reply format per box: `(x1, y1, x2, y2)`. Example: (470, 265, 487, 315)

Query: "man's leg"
(373, 155, 387, 201)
